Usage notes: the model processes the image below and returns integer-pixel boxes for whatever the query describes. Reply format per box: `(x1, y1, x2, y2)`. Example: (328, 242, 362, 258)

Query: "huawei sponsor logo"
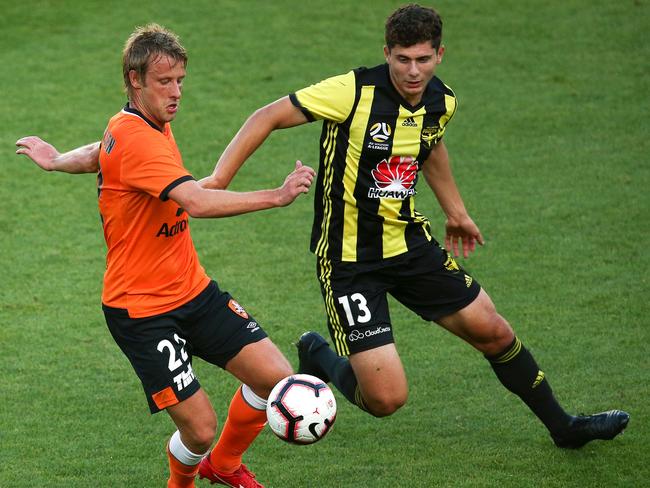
(368, 155, 418, 200)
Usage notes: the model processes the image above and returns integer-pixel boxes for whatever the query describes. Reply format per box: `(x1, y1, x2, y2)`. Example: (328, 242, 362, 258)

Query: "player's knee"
(251, 364, 294, 399)
(191, 426, 216, 453)
(183, 419, 217, 453)
(476, 315, 515, 356)
(366, 392, 408, 417)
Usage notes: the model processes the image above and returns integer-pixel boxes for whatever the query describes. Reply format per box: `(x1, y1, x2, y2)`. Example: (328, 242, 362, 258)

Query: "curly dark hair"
(385, 4, 443, 49)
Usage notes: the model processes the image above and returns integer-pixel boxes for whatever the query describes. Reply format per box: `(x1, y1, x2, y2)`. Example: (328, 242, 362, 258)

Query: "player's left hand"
(445, 215, 484, 258)
(277, 160, 316, 206)
(15, 136, 60, 171)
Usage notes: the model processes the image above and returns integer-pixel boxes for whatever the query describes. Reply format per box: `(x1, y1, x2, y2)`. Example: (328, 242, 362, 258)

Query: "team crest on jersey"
(368, 156, 418, 200)
(421, 125, 443, 148)
(228, 299, 249, 319)
(367, 122, 392, 150)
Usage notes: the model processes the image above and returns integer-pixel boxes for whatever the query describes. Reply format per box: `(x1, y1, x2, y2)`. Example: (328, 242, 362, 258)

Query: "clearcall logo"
(348, 326, 391, 342)
(367, 155, 418, 200)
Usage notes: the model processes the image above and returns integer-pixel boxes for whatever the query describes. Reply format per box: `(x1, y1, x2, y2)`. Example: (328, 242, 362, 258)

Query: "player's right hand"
(15, 136, 60, 171)
(277, 160, 316, 206)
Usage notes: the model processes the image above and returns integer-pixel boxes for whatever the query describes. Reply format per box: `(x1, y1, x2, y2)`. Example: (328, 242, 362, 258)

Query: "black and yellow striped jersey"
(290, 63, 457, 262)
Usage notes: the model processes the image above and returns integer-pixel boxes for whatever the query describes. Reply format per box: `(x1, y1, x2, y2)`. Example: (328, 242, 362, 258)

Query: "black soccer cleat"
(295, 331, 331, 383)
(552, 409, 630, 449)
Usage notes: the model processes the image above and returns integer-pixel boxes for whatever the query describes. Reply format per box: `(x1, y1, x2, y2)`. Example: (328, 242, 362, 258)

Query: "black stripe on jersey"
(159, 175, 195, 201)
(289, 93, 316, 122)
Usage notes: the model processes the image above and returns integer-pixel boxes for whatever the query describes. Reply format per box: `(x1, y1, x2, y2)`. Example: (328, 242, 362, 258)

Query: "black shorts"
(103, 281, 267, 413)
(317, 242, 481, 356)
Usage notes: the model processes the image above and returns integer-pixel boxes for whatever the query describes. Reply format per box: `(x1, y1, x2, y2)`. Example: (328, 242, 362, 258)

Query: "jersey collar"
(122, 103, 164, 132)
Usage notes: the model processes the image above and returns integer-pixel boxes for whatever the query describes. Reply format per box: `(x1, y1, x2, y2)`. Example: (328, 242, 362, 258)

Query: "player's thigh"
(317, 257, 394, 356)
(225, 338, 292, 398)
(103, 306, 200, 414)
(188, 282, 268, 366)
(349, 344, 408, 404)
(390, 244, 481, 323)
(187, 281, 288, 396)
(435, 288, 514, 355)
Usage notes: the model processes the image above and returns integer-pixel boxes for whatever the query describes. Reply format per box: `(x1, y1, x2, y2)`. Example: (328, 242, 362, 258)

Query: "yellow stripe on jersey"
(318, 257, 349, 356)
(315, 121, 339, 257)
(379, 106, 427, 258)
(342, 85, 375, 261)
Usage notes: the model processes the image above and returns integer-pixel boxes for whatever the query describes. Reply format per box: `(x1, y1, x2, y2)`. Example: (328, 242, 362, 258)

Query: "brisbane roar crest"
(227, 299, 249, 319)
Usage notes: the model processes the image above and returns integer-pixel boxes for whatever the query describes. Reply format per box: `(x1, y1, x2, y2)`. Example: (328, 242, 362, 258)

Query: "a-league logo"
(369, 122, 392, 142)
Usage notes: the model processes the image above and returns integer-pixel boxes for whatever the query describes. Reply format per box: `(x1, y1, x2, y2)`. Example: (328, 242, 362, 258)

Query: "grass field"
(1, 1, 649, 487)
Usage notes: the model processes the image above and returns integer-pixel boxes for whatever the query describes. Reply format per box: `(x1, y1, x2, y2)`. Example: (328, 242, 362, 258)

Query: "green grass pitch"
(1, 1, 648, 486)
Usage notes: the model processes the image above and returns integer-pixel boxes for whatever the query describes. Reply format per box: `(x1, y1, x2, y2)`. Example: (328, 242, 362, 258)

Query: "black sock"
(486, 337, 572, 434)
(312, 346, 369, 412)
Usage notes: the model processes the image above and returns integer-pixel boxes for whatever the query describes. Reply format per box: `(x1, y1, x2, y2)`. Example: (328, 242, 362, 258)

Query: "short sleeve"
(290, 71, 356, 123)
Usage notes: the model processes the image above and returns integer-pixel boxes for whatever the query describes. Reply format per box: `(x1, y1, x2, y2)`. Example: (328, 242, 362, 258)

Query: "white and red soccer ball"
(266, 374, 337, 444)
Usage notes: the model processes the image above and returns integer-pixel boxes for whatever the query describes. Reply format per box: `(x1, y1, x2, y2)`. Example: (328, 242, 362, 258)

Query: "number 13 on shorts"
(337, 293, 372, 327)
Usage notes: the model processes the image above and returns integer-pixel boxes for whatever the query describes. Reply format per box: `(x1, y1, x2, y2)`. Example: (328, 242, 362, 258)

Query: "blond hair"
(122, 23, 187, 97)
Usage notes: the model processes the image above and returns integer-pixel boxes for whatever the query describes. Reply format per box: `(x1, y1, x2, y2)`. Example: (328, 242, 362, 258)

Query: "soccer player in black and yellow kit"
(203, 4, 629, 448)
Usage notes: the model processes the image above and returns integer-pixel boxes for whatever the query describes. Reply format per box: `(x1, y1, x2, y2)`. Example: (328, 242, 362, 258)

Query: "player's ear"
(129, 69, 143, 89)
(383, 45, 390, 62)
(436, 45, 445, 63)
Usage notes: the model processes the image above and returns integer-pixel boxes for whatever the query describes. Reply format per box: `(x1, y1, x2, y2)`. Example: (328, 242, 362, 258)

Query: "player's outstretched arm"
(421, 141, 484, 258)
(171, 160, 315, 218)
(15, 136, 100, 174)
(200, 96, 309, 190)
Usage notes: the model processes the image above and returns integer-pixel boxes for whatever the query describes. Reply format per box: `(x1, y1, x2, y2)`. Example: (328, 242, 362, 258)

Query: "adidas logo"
(464, 274, 473, 288)
(402, 117, 417, 127)
(532, 370, 545, 388)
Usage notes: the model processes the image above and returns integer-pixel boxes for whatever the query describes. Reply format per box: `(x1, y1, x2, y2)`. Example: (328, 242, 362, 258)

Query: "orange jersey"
(98, 106, 210, 317)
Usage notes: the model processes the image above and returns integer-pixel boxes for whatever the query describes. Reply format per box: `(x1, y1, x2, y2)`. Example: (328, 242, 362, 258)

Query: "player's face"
(129, 54, 186, 128)
(384, 42, 444, 105)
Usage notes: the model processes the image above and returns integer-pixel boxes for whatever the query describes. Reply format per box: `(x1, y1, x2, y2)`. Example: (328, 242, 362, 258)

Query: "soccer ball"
(266, 374, 337, 444)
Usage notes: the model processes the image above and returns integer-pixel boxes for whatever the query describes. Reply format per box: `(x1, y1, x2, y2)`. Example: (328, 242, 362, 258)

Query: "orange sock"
(166, 446, 200, 488)
(209, 386, 267, 473)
